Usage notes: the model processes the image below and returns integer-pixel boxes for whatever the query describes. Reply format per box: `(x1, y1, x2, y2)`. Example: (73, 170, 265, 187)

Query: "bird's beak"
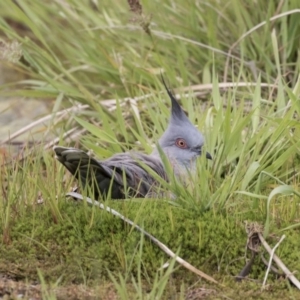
(194, 148, 212, 160)
(206, 152, 212, 160)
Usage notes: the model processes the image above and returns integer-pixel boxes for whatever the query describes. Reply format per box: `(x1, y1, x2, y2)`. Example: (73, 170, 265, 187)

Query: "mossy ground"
(1, 194, 300, 299)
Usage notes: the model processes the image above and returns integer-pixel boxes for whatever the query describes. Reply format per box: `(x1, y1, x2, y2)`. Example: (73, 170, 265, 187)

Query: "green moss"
(1, 197, 299, 295)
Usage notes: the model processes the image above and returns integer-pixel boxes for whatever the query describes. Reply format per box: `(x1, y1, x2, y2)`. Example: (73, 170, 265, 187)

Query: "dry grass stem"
(67, 192, 219, 285)
(258, 233, 300, 290)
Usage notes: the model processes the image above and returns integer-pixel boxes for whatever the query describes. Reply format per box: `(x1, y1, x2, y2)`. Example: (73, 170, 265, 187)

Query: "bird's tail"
(54, 146, 119, 198)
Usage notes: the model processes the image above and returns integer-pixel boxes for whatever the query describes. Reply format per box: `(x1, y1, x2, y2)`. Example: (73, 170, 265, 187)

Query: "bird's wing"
(54, 147, 167, 199)
(103, 152, 167, 197)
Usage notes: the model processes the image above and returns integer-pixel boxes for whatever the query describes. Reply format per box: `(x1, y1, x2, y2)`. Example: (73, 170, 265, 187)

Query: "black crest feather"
(161, 74, 187, 121)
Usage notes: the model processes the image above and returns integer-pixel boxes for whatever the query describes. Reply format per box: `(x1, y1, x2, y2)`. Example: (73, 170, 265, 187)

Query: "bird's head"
(157, 78, 211, 170)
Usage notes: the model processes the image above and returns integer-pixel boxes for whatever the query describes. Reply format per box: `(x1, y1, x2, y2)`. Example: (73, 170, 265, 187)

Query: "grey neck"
(151, 147, 196, 178)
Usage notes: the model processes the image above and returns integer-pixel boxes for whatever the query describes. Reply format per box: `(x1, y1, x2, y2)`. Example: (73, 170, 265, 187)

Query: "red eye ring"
(175, 138, 187, 149)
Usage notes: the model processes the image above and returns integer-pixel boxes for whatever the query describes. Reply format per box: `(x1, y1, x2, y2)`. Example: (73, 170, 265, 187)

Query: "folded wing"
(54, 146, 167, 199)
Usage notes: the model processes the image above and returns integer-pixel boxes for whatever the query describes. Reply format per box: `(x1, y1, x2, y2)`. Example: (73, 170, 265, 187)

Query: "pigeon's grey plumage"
(54, 78, 211, 199)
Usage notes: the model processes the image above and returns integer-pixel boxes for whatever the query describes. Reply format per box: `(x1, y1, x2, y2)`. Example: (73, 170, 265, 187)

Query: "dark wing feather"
(54, 146, 167, 199)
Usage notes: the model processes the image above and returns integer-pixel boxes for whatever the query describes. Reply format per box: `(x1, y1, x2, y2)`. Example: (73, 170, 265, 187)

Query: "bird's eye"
(175, 138, 187, 149)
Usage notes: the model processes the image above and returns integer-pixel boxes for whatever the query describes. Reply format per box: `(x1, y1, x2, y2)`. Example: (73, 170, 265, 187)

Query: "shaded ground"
(1, 274, 300, 300)
(0, 275, 117, 300)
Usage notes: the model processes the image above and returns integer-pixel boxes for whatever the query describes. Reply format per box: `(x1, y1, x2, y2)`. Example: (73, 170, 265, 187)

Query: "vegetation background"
(0, 0, 300, 299)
